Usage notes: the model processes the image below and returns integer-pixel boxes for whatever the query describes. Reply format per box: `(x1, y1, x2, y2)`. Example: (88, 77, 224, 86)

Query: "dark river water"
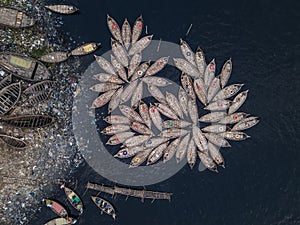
(30, 0, 299, 224)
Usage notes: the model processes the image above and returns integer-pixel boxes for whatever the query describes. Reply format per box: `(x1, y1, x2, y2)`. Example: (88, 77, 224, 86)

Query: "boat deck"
(0, 7, 34, 28)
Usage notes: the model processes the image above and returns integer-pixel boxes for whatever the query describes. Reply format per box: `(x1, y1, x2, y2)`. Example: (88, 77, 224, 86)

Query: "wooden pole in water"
(185, 24, 193, 36)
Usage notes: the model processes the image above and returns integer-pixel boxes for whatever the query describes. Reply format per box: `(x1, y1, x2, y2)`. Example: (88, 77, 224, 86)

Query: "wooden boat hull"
(0, 114, 56, 128)
(0, 52, 51, 81)
(23, 80, 56, 95)
(40, 52, 69, 63)
(0, 134, 27, 149)
(0, 82, 21, 115)
(70, 43, 100, 56)
(45, 5, 79, 14)
(44, 217, 76, 225)
(0, 7, 35, 28)
(91, 196, 116, 220)
(44, 199, 68, 218)
(62, 186, 83, 214)
(0, 74, 12, 89)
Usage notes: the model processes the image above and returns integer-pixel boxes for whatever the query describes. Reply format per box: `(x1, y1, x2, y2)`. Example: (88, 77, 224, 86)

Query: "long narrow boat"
(45, 5, 79, 15)
(0, 7, 35, 28)
(39, 52, 69, 63)
(0, 82, 21, 115)
(91, 196, 116, 220)
(0, 114, 56, 128)
(0, 134, 27, 149)
(44, 217, 77, 225)
(70, 43, 101, 56)
(43, 199, 68, 218)
(61, 185, 83, 214)
(0, 52, 51, 81)
(23, 80, 56, 95)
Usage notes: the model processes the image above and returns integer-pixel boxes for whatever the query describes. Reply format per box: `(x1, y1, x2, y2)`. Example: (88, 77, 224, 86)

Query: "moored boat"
(45, 5, 78, 15)
(40, 52, 69, 63)
(0, 134, 27, 149)
(61, 185, 83, 214)
(91, 196, 116, 220)
(43, 199, 68, 218)
(44, 217, 77, 225)
(0, 114, 56, 128)
(0, 52, 51, 81)
(23, 80, 56, 95)
(0, 7, 35, 28)
(0, 82, 21, 115)
(0, 74, 12, 89)
(70, 43, 100, 56)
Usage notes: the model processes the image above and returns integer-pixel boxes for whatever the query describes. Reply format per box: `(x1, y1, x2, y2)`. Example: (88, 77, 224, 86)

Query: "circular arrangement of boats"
(90, 15, 259, 172)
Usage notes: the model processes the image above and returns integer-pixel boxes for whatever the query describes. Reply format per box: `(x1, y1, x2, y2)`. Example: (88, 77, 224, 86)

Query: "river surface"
(30, 0, 299, 224)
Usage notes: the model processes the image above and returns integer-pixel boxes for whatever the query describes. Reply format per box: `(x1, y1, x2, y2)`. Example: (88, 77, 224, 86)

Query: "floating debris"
(0, 52, 51, 81)
(0, 7, 35, 28)
(91, 196, 116, 220)
(45, 5, 79, 15)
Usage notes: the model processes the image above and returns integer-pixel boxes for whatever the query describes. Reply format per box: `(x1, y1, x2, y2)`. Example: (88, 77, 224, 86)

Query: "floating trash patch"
(88, 15, 259, 174)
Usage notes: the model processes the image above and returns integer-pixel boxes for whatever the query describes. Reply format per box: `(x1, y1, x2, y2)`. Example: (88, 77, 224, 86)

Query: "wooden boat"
(43, 199, 68, 218)
(21, 90, 52, 106)
(40, 52, 69, 63)
(44, 217, 77, 225)
(91, 196, 116, 220)
(61, 185, 83, 214)
(0, 7, 35, 28)
(45, 5, 79, 15)
(23, 80, 55, 95)
(0, 114, 56, 128)
(0, 82, 21, 115)
(0, 52, 51, 81)
(0, 74, 12, 89)
(0, 134, 27, 149)
(70, 43, 100, 56)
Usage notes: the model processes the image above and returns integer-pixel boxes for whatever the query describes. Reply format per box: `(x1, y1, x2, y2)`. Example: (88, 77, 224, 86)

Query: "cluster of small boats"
(90, 15, 259, 172)
(0, 76, 57, 149)
(0, 2, 102, 149)
(43, 184, 117, 224)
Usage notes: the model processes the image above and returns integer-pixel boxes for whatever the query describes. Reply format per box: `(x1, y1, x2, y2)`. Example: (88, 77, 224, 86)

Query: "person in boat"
(71, 195, 80, 206)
